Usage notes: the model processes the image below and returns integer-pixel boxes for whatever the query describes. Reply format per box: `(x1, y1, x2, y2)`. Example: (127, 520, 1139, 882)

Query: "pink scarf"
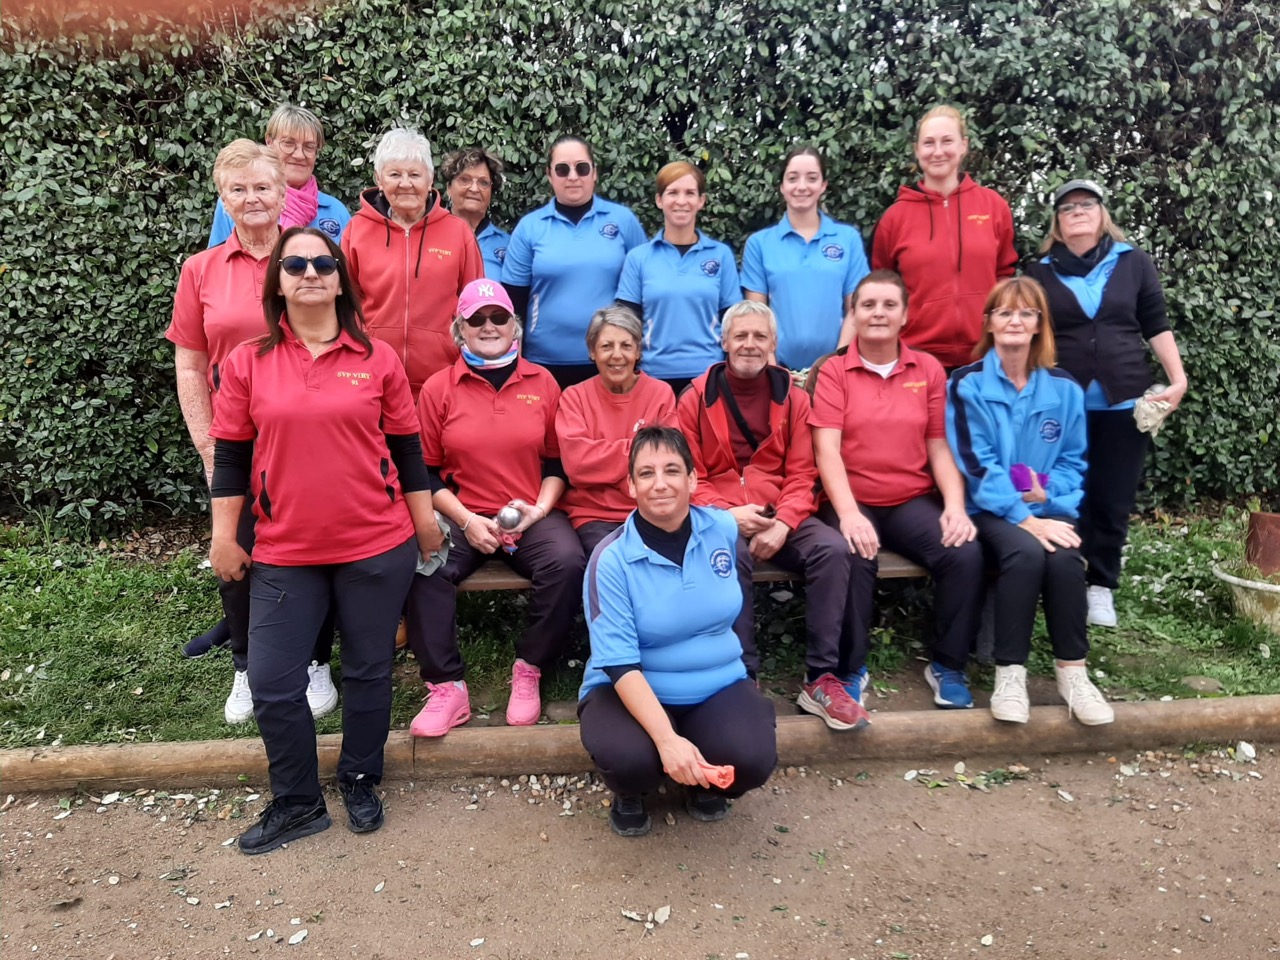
(280, 176, 320, 230)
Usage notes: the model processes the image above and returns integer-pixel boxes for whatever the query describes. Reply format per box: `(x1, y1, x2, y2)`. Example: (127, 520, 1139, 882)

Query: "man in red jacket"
(677, 302, 869, 730)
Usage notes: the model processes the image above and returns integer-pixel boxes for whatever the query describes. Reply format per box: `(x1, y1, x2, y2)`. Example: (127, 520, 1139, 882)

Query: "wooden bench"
(456, 550, 926, 592)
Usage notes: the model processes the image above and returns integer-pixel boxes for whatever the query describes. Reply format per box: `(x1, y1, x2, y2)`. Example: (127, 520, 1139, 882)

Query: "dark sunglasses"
(552, 161, 593, 178)
(463, 312, 513, 328)
(280, 255, 339, 276)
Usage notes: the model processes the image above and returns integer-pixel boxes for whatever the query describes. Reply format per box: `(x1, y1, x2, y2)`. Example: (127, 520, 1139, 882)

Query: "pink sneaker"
(506, 660, 542, 726)
(409, 681, 471, 738)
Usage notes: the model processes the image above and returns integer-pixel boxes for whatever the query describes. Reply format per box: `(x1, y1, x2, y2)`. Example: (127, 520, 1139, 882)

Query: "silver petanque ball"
(496, 506, 523, 530)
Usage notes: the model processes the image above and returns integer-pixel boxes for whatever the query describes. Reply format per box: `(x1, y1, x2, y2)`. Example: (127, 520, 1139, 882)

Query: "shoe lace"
(511, 663, 540, 697)
(993, 670, 1022, 699)
(308, 663, 333, 691)
(1063, 671, 1105, 718)
(933, 664, 965, 687)
(232, 672, 251, 695)
(424, 683, 459, 714)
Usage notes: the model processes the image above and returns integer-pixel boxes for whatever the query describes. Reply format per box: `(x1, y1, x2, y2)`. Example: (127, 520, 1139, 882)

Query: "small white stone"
(1236, 741, 1256, 761)
(470, 938, 486, 947)
(904, 770, 918, 781)
(981, 934, 994, 946)
(108, 876, 119, 885)
(288, 929, 308, 945)
(374, 881, 385, 893)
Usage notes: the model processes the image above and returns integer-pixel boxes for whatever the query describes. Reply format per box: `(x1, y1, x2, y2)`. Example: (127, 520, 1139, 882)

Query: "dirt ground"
(4, 735, 1278, 960)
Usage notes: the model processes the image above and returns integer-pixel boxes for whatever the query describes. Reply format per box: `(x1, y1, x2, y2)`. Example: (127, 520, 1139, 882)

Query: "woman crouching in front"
(578, 426, 778, 837)
(947, 277, 1113, 726)
(209, 227, 444, 854)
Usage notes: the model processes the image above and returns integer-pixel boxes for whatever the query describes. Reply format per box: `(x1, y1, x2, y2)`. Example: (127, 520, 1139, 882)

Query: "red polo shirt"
(556, 373, 677, 527)
(809, 345, 946, 507)
(417, 356, 561, 515)
(166, 231, 272, 395)
(209, 321, 418, 566)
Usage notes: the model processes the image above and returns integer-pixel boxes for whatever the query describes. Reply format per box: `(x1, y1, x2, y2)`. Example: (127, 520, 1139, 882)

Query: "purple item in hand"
(1010, 463, 1049, 492)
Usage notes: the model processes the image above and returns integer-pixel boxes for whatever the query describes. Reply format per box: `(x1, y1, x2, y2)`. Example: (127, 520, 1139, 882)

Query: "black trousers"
(973, 513, 1089, 666)
(248, 537, 416, 804)
(576, 520, 622, 563)
(577, 679, 777, 798)
(736, 517, 853, 679)
(217, 492, 334, 672)
(405, 510, 585, 683)
(819, 495, 985, 673)
(1081, 409, 1150, 589)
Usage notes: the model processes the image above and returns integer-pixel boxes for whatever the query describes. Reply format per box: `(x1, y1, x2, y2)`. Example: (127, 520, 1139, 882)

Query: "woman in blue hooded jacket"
(947, 277, 1113, 729)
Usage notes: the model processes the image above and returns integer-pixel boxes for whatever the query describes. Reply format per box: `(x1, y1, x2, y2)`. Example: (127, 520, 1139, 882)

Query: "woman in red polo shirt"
(166, 140, 336, 725)
(811, 270, 984, 710)
(406, 279, 587, 738)
(343, 128, 485, 396)
(209, 227, 445, 855)
(556, 305, 678, 559)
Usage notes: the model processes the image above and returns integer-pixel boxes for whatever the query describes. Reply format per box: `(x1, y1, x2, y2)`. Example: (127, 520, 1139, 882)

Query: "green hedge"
(2, 0, 1278, 528)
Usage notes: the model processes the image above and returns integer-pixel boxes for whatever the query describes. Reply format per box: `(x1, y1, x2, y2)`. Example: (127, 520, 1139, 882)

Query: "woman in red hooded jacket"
(342, 128, 484, 397)
(851, 105, 1017, 370)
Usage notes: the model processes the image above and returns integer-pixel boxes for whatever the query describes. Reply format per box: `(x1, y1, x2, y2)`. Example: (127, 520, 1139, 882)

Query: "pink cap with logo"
(456, 278, 515, 319)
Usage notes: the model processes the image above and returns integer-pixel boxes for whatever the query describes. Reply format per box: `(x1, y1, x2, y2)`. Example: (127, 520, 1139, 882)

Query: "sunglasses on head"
(280, 255, 339, 276)
(463, 311, 513, 328)
(552, 161, 593, 178)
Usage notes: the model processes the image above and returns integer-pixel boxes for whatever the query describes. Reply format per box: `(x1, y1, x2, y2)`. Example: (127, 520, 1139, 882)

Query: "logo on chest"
(515, 393, 542, 406)
(967, 214, 992, 227)
(337, 371, 372, 386)
(821, 244, 845, 262)
(701, 258, 721, 277)
(902, 379, 927, 395)
(709, 547, 733, 579)
(600, 222, 620, 239)
(1040, 419, 1062, 443)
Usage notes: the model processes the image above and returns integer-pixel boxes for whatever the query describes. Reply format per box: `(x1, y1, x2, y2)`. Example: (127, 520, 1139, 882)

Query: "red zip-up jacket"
(677, 363, 818, 531)
(343, 188, 484, 397)
(872, 174, 1017, 368)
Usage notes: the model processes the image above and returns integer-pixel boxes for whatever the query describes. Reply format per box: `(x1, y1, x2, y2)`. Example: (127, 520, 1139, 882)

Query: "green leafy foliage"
(2, 0, 1277, 529)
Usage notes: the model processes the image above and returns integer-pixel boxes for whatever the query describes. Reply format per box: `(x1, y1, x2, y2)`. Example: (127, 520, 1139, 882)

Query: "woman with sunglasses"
(208, 103, 350, 247)
(441, 146, 510, 279)
(502, 135, 646, 389)
(168, 140, 338, 724)
(1024, 179, 1188, 630)
(343, 128, 485, 398)
(210, 227, 445, 854)
(556, 305, 678, 559)
(614, 161, 741, 396)
(861, 105, 1017, 370)
(741, 145, 869, 375)
(947, 277, 1113, 727)
(406, 279, 586, 738)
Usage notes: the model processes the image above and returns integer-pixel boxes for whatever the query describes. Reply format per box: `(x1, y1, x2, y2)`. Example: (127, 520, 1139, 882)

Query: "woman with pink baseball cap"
(405, 279, 586, 737)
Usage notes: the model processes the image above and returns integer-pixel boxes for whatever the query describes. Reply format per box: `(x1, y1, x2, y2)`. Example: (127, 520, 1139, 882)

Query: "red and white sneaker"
(797, 673, 870, 731)
(506, 660, 542, 726)
(409, 681, 471, 738)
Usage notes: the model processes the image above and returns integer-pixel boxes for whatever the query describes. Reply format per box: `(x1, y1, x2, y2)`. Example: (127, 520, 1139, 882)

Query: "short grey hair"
(373, 128, 434, 181)
(265, 103, 325, 148)
(451, 313, 524, 348)
(586, 305, 644, 356)
(720, 300, 778, 345)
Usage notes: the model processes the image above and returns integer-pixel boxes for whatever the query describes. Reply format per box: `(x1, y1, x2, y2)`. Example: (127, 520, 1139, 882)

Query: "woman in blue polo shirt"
(615, 161, 741, 396)
(741, 146, 869, 374)
(502, 135, 646, 389)
(578, 426, 777, 837)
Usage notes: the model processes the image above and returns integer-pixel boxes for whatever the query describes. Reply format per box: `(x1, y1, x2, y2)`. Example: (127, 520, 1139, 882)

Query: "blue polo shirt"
(207, 192, 351, 248)
(502, 196, 646, 366)
(616, 230, 742, 380)
(476, 220, 511, 280)
(580, 506, 747, 705)
(740, 212, 869, 370)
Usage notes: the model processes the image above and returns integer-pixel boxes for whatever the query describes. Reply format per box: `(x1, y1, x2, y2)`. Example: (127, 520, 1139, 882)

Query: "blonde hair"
(212, 139, 285, 194)
(1038, 201, 1128, 253)
(265, 103, 325, 149)
(916, 104, 968, 141)
(974, 277, 1057, 371)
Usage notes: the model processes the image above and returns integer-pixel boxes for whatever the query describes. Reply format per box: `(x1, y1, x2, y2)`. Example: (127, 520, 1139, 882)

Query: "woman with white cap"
(1024, 178, 1188, 628)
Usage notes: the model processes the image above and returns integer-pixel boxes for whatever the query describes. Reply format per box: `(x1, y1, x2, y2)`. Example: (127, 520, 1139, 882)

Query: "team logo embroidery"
(709, 547, 733, 578)
(821, 243, 845, 262)
(632, 418, 647, 433)
(967, 214, 991, 226)
(701, 258, 721, 277)
(902, 379, 927, 394)
(1040, 419, 1062, 443)
(600, 222, 620, 239)
(477, 281, 496, 297)
(319, 218, 341, 239)
(495, 247, 507, 263)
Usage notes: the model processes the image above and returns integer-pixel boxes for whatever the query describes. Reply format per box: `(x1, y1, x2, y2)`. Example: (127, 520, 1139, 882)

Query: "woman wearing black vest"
(1024, 179, 1188, 629)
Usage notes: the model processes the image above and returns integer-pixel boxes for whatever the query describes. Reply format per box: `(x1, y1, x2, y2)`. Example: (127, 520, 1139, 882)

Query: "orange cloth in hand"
(698, 761, 735, 789)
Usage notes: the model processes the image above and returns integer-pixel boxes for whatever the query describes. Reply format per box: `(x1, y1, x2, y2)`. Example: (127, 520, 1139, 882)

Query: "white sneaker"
(306, 661, 339, 719)
(1055, 664, 1115, 726)
(1086, 585, 1117, 628)
(990, 664, 1030, 724)
(224, 670, 254, 724)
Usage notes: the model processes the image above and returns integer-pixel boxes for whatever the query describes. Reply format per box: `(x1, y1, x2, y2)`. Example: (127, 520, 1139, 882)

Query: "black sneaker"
(338, 776, 385, 834)
(181, 619, 232, 658)
(609, 794, 651, 837)
(685, 788, 729, 823)
(238, 797, 330, 855)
